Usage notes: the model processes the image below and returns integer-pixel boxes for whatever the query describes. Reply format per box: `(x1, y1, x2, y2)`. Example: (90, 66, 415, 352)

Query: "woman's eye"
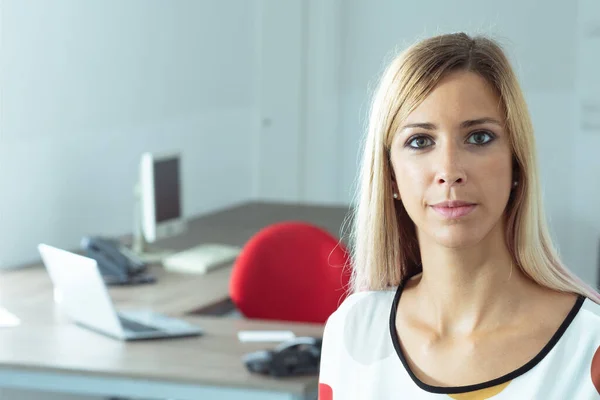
(467, 131, 494, 145)
(408, 136, 433, 149)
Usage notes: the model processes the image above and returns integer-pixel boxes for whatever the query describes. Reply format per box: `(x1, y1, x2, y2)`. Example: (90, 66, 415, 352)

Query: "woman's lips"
(430, 202, 477, 219)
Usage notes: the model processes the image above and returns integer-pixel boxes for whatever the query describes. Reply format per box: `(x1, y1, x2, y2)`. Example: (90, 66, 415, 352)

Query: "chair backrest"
(229, 221, 351, 324)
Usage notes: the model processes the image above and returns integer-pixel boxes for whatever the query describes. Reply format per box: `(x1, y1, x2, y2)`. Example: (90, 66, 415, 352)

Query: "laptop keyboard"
(118, 316, 162, 333)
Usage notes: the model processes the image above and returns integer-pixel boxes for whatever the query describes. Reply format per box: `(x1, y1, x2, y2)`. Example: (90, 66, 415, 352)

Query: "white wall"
(254, 0, 305, 201)
(302, 0, 344, 203)
(255, 0, 345, 205)
(0, 0, 345, 270)
(0, 0, 259, 268)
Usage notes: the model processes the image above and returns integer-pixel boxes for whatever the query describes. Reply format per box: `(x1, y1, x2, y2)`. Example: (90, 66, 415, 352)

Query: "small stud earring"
(393, 193, 398, 199)
(512, 181, 518, 188)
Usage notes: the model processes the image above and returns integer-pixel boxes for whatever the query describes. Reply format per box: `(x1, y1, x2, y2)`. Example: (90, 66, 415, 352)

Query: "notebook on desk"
(162, 243, 241, 274)
(38, 244, 203, 341)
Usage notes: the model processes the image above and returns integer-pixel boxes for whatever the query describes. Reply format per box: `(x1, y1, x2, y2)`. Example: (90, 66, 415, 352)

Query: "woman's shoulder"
(579, 297, 600, 326)
(325, 288, 397, 331)
(322, 288, 399, 364)
(561, 296, 600, 348)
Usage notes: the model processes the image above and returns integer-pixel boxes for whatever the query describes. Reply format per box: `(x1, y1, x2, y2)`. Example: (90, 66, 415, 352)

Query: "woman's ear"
(390, 160, 400, 200)
(512, 158, 520, 181)
(391, 174, 400, 200)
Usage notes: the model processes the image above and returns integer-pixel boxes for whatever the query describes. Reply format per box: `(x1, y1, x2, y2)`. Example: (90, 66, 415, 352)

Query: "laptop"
(38, 243, 203, 341)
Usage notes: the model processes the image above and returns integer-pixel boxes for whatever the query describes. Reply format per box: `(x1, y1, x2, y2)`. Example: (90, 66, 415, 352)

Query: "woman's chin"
(430, 226, 487, 249)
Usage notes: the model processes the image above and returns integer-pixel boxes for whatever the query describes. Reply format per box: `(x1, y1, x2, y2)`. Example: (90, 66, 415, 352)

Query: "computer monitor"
(139, 152, 187, 243)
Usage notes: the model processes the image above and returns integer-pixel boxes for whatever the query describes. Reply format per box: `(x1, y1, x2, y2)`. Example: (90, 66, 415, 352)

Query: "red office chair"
(229, 221, 351, 324)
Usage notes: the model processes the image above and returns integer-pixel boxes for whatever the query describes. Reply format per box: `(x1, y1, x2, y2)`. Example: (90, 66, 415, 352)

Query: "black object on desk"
(243, 336, 322, 377)
(81, 236, 156, 286)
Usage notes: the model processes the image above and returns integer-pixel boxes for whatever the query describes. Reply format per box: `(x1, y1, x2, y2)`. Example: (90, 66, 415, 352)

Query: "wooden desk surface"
(0, 201, 352, 395)
(0, 303, 325, 395)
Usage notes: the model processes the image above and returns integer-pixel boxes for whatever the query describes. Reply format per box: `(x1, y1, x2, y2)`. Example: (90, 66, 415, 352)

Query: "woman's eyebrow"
(460, 118, 503, 128)
(400, 122, 436, 131)
(400, 117, 503, 132)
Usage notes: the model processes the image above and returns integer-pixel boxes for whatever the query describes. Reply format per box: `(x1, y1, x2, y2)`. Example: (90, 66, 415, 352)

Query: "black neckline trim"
(388, 279, 585, 394)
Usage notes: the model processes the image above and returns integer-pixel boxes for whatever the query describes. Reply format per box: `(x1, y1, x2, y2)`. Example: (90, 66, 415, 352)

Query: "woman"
(318, 33, 600, 399)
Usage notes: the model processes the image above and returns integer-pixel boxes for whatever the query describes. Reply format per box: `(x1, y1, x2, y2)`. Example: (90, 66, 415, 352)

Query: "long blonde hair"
(349, 32, 600, 303)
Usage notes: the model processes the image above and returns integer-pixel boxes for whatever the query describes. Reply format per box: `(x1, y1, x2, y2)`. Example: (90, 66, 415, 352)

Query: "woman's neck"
(412, 225, 533, 337)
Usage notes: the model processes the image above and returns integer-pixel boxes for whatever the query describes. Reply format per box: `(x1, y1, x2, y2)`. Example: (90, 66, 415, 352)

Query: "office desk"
(0, 201, 352, 400)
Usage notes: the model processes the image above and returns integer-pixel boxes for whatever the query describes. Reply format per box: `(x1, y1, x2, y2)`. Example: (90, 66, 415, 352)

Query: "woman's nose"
(434, 146, 467, 187)
(436, 172, 466, 186)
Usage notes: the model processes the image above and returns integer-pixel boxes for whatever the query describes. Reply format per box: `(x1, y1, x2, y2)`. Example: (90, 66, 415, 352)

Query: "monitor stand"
(131, 237, 172, 264)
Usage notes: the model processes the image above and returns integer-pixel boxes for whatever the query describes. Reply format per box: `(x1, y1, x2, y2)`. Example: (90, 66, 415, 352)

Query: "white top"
(318, 284, 600, 399)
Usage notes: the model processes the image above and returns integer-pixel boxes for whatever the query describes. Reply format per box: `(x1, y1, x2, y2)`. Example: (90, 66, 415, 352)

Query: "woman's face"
(389, 71, 513, 249)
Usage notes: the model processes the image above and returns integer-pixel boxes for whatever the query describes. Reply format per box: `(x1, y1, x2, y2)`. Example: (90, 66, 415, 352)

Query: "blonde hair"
(349, 32, 600, 303)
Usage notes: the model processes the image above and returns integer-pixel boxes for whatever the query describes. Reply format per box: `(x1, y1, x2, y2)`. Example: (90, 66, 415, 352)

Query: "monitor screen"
(152, 158, 181, 223)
